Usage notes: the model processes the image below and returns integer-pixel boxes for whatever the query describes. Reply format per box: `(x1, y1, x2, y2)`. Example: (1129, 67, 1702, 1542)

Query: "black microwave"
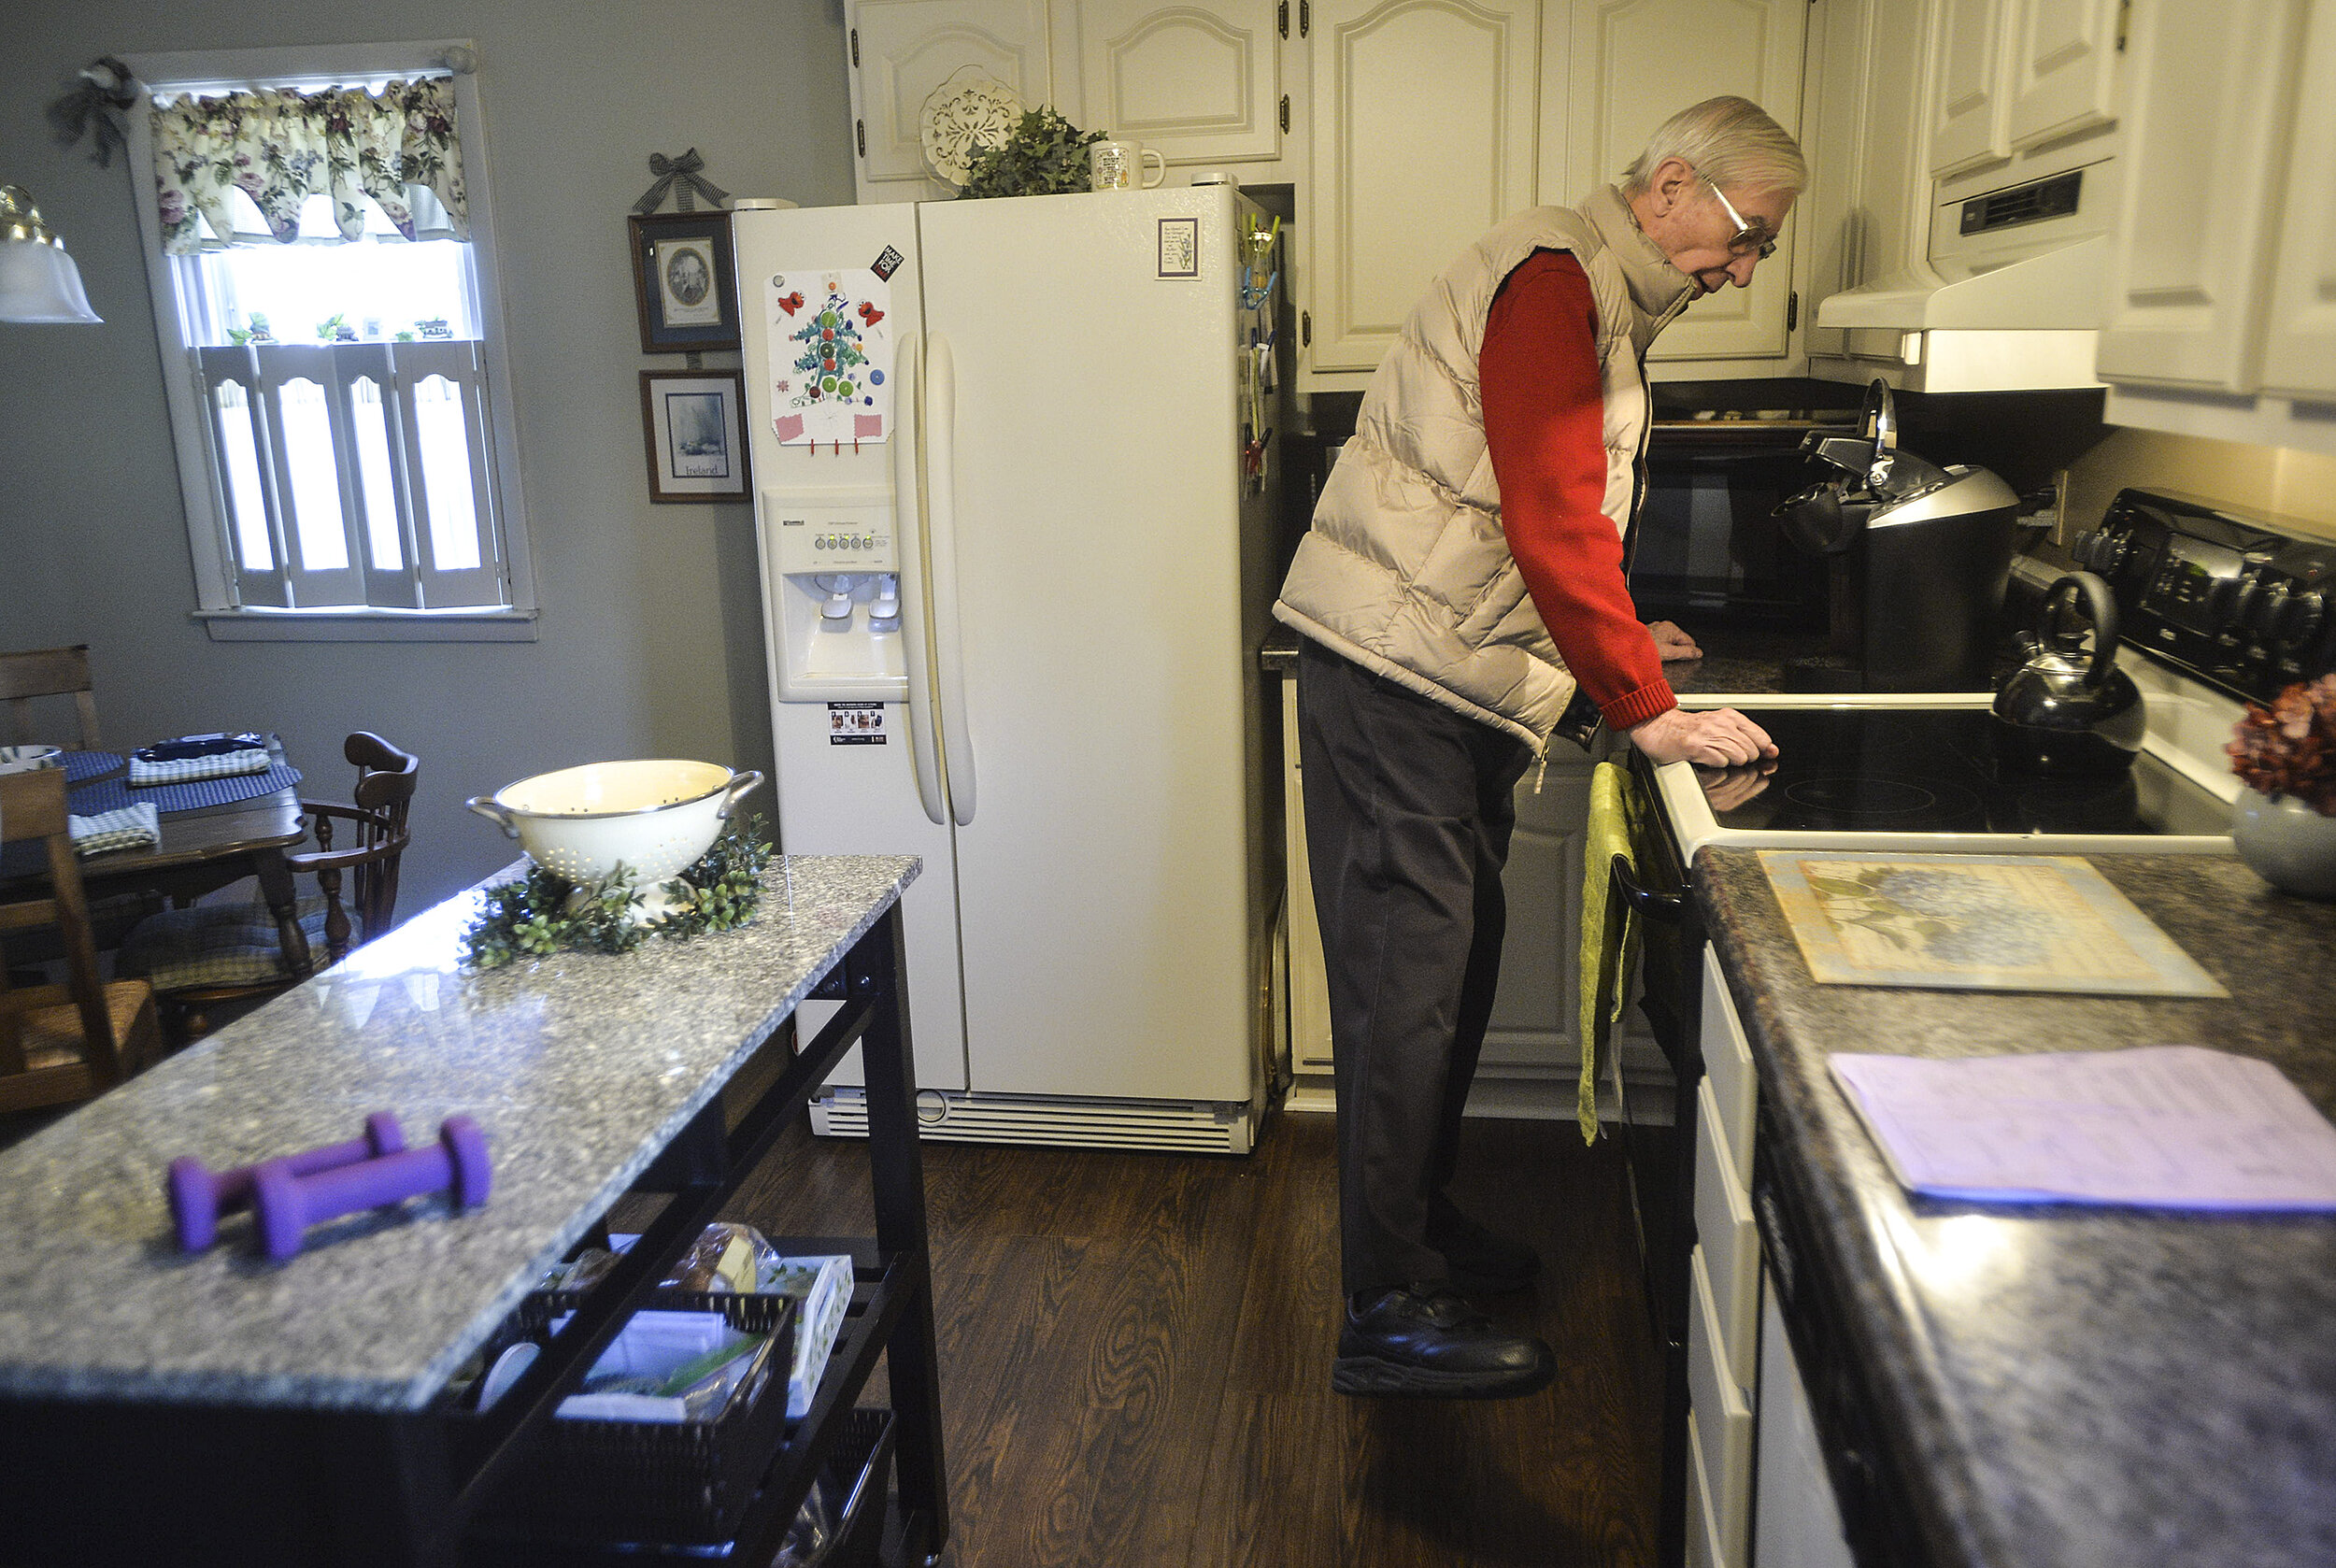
(1629, 420, 1830, 631)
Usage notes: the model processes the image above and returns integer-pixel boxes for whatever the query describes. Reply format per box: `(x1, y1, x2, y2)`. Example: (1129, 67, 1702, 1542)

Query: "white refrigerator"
(734, 188, 1281, 1152)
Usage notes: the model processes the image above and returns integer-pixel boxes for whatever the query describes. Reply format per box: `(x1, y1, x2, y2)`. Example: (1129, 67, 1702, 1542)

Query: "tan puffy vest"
(1275, 186, 1694, 751)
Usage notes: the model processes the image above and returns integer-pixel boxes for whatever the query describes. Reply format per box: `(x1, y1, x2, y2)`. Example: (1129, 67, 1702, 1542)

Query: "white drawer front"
(1694, 1077, 1759, 1393)
(1688, 1246, 1753, 1567)
(1701, 948, 1755, 1188)
(1686, 1409, 1741, 1568)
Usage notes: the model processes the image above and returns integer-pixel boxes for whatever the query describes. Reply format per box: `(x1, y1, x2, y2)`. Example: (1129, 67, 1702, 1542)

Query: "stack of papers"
(1830, 1045, 2336, 1209)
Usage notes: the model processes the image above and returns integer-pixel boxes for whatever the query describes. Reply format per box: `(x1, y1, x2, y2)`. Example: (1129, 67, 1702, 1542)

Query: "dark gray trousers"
(1295, 638, 1533, 1297)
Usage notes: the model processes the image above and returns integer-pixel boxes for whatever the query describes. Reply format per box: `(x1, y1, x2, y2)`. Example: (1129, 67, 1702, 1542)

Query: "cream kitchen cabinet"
(1927, 0, 2013, 178)
(1688, 946, 1857, 1568)
(848, 0, 1299, 204)
(1278, 671, 1633, 1115)
(846, 0, 1061, 203)
(1303, 0, 1812, 388)
(1929, 0, 2123, 180)
(2002, 0, 2124, 152)
(2095, 0, 2336, 456)
(1303, 0, 1543, 378)
(1800, 0, 1939, 369)
(1072, 0, 1287, 168)
(2259, 0, 2336, 402)
(1556, 0, 1808, 364)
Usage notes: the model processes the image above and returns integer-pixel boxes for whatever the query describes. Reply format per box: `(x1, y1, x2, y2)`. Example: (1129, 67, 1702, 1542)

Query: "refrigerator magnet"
(828, 703, 887, 745)
(1158, 218, 1200, 279)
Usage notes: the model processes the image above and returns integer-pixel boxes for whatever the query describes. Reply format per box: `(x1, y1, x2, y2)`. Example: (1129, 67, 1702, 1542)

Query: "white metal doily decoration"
(919, 67, 1024, 189)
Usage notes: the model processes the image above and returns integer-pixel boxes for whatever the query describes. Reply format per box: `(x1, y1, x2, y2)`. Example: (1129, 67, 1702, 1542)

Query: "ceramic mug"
(1090, 140, 1166, 191)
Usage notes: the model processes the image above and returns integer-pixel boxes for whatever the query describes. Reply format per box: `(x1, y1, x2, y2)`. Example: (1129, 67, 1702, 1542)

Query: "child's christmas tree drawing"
(791, 282, 868, 406)
(765, 268, 893, 446)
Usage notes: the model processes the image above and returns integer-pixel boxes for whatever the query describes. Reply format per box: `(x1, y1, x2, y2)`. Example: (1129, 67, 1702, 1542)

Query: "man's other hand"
(1625, 706, 1776, 767)
(1646, 620, 1702, 662)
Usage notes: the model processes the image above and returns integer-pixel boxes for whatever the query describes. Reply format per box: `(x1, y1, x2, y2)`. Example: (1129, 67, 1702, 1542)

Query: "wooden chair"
(0, 645, 101, 748)
(118, 734, 418, 1035)
(0, 768, 162, 1113)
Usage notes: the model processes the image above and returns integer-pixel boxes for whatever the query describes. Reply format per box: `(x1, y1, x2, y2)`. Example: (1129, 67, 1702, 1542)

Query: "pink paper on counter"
(1829, 1045, 2336, 1209)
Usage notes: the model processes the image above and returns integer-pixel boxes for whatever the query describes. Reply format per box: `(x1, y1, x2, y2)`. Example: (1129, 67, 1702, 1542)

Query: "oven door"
(1608, 747, 1705, 1568)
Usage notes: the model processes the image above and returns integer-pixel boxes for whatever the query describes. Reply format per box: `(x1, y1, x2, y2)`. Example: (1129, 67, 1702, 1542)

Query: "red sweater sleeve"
(1479, 250, 1675, 730)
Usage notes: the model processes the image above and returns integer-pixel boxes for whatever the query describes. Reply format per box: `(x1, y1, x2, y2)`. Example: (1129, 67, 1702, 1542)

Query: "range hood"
(1813, 160, 2116, 392)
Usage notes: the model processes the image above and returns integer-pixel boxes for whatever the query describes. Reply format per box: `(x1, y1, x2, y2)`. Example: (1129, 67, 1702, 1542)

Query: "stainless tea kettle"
(1991, 571, 2145, 774)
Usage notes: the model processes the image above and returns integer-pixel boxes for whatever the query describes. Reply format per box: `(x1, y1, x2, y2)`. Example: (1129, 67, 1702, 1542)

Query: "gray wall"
(0, 1, 854, 910)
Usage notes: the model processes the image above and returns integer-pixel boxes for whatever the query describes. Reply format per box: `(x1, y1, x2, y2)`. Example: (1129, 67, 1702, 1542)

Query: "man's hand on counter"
(1626, 706, 1778, 767)
(1646, 620, 1703, 661)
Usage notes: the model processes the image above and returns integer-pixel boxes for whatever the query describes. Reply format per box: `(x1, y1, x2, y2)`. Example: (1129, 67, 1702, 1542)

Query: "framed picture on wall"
(629, 210, 740, 352)
(640, 369, 749, 503)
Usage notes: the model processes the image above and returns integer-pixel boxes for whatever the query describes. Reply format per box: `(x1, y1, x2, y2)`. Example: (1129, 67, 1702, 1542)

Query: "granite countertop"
(0, 854, 918, 1412)
(1697, 849, 2336, 1568)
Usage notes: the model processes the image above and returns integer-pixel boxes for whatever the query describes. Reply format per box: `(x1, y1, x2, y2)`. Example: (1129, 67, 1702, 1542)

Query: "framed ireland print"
(639, 369, 749, 503)
(629, 210, 740, 353)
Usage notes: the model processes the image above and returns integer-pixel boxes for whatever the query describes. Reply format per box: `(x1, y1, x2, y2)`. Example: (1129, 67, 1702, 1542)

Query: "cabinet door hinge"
(1301, 0, 1311, 36)
(1278, 0, 1289, 38)
(1787, 290, 1799, 332)
(2115, 0, 2130, 50)
(1280, 94, 1290, 134)
(850, 27, 859, 67)
(1301, 310, 1312, 348)
(856, 119, 866, 159)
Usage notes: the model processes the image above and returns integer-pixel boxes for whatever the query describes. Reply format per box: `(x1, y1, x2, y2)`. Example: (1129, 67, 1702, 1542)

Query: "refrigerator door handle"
(925, 330, 978, 826)
(892, 331, 947, 827)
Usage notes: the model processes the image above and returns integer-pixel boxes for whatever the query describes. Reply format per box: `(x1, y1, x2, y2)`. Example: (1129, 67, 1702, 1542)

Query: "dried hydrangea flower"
(2229, 674, 2336, 816)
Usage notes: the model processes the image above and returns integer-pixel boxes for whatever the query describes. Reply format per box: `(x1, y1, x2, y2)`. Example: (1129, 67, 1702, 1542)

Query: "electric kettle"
(1991, 571, 2145, 774)
(1774, 380, 2022, 691)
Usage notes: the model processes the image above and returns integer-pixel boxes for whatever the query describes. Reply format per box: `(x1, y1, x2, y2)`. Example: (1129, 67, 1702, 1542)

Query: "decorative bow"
(46, 56, 139, 169)
(632, 149, 731, 216)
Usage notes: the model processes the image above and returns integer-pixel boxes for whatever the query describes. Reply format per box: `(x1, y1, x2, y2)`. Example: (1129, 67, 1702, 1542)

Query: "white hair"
(1620, 96, 1806, 197)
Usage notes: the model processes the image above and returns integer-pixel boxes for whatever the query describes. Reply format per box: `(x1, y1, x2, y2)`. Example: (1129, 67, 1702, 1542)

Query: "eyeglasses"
(1698, 173, 1778, 261)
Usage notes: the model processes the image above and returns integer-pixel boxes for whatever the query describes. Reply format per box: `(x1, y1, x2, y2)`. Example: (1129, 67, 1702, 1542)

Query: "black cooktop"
(1693, 707, 2229, 837)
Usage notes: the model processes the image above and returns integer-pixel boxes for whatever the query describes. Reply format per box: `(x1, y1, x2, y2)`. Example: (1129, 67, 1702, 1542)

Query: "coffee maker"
(1774, 380, 2022, 691)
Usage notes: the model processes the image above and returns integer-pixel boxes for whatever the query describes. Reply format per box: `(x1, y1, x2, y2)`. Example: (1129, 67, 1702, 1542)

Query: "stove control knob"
(2249, 581, 2291, 637)
(2096, 534, 2131, 576)
(2209, 575, 2259, 632)
(2071, 528, 2102, 569)
(2280, 589, 2326, 645)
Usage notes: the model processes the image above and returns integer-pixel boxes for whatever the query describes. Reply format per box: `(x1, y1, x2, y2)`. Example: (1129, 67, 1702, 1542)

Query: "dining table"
(0, 742, 314, 975)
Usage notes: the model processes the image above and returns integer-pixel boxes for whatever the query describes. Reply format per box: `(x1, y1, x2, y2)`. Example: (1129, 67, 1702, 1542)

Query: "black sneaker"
(1332, 1285, 1557, 1399)
(1429, 1197, 1542, 1296)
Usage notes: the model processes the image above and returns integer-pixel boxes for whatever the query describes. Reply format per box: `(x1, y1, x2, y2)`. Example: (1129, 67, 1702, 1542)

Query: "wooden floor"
(726, 1108, 1664, 1568)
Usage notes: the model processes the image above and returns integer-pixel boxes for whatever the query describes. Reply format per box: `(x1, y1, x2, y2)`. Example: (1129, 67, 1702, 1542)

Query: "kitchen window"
(121, 41, 536, 641)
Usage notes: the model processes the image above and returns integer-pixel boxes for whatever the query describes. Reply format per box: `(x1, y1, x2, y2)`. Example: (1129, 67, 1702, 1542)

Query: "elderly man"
(1275, 96, 1802, 1399)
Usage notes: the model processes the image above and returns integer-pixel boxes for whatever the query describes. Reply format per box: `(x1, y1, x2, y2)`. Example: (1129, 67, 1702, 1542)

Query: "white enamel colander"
(465, 761, 764, 886)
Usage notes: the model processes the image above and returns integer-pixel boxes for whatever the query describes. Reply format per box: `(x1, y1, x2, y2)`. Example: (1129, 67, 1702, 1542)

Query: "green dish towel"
(1575, 761, 1644, 1145)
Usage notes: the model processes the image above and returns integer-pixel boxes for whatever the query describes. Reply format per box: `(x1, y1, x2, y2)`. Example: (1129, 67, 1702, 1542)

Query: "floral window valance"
(152, 77, 468, 255)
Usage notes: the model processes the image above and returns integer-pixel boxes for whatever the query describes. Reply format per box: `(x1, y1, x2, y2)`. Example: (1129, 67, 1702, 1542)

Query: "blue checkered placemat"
(67, 762, 303, 818)
(64, 750, 124, 783)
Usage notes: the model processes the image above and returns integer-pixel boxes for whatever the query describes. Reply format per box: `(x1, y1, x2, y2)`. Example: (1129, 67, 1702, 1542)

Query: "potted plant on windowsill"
(2226, 672, 2336, 898)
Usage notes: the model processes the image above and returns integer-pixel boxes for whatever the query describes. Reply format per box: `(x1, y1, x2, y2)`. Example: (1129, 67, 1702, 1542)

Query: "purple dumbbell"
(168, 1113, 407, 1252)
(249, 1115, 491, 1262)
